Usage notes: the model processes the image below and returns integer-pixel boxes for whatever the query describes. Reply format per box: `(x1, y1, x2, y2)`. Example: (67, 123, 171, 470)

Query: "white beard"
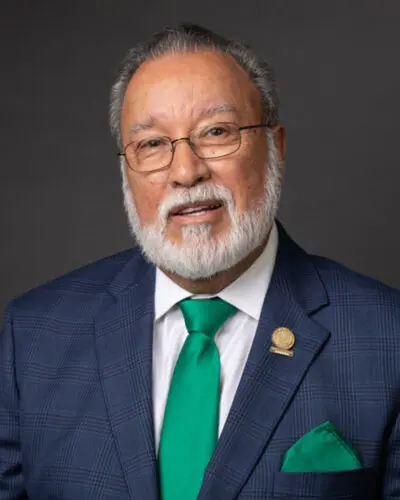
(121, 132, 282, 280)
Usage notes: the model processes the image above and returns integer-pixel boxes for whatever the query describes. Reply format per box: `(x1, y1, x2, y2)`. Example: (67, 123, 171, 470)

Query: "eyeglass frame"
(117, 122, 268, 173)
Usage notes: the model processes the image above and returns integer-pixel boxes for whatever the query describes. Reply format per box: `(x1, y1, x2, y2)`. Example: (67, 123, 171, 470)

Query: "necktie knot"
(179, 297, 238, 338)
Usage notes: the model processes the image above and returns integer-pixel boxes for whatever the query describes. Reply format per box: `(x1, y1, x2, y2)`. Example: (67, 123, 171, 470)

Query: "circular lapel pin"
(270, 327, 295, 357)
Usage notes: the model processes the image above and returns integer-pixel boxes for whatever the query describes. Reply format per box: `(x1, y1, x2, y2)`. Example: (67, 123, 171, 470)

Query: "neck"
(162, 231, 270, 294)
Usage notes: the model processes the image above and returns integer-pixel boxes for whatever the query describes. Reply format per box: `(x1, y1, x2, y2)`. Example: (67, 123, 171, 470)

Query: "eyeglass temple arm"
(238, 124, 268, 132)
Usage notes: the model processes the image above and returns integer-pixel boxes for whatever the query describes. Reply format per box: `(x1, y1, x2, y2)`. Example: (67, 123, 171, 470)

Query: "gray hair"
(109, 24, 280, 150)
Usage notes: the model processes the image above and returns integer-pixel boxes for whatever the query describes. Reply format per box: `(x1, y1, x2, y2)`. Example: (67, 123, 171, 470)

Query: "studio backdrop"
(1, 0, 399, 317)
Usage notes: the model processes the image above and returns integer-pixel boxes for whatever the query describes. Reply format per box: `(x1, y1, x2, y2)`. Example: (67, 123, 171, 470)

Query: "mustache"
(158, 183, 234, 222)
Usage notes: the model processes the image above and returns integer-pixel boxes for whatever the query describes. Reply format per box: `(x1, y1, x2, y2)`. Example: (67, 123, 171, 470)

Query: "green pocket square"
(281, 421, 362, 472)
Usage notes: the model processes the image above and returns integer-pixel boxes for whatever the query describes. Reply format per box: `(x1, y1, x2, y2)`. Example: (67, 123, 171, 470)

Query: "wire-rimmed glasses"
(117, 122, 268, 173)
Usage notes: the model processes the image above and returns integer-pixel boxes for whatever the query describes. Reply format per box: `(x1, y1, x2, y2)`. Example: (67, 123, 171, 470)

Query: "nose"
(168, 138, 211, 188)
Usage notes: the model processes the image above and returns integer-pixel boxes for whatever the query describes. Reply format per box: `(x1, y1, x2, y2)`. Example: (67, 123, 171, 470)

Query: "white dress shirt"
(152, 222, 279, 454)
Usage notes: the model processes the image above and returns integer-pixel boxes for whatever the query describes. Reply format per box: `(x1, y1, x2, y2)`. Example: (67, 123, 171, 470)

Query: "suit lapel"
(94, 251, 159, 500)
(199, 223, 331, 499)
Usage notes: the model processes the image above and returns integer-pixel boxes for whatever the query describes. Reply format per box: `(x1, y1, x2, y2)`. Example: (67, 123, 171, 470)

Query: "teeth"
(178, 203, 221, 215)
(182, 209, 209, 216)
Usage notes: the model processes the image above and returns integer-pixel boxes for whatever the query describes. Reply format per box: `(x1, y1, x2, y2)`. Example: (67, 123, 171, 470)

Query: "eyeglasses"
(117, 122, 268, 173)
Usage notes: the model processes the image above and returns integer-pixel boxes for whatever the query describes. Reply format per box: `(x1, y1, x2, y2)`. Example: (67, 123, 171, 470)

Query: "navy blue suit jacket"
(1, 223, 399, 499)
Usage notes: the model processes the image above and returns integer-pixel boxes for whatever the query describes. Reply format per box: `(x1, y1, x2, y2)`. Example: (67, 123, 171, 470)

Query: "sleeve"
(0, 302, 27, 499)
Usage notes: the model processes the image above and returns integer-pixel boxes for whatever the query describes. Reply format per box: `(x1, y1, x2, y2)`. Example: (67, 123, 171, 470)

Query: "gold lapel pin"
(270, 327, 295, 357)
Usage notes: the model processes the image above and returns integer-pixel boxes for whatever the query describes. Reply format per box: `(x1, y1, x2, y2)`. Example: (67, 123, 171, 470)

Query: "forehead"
(121, 50, 262, 129)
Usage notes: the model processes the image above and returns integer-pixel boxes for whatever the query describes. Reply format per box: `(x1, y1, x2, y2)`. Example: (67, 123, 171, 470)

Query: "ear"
(119, 156, 130, 185)
(271, 124, 286, 162)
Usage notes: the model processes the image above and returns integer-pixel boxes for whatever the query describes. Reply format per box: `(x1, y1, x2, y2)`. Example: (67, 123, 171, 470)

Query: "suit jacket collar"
(94, 221, 330, 499)
(271, 220, 329, 315)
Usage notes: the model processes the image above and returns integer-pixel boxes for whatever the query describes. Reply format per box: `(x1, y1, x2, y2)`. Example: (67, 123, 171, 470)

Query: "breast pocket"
(271, 468, 376, 499)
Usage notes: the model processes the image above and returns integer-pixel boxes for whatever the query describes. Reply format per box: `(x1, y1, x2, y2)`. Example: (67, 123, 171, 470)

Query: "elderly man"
(0, 24, 399, 500)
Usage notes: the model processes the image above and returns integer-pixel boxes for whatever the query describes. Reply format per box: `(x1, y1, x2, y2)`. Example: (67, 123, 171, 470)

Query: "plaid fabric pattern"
(1, 222, 399, 499)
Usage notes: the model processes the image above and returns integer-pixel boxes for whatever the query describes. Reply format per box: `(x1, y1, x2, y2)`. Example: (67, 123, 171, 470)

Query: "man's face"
(120, 50, 284, 279)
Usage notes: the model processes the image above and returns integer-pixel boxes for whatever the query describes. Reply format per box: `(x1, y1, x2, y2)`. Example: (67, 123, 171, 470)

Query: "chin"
(166, 222, 225, 246)
(136, 219, 257, 280)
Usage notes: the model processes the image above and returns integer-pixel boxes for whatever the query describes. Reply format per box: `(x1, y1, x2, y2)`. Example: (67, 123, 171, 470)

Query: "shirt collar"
(154, 221, 279, 321)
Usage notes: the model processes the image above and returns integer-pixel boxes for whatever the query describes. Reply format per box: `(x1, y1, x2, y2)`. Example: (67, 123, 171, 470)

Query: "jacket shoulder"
(8, 247, 143, 316)
(312, 254, 400, 307)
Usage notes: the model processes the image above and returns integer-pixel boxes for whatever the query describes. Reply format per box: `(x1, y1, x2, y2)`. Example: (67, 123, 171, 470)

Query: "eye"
(206, 126, 228, 137)
(137, 137, 166, 150)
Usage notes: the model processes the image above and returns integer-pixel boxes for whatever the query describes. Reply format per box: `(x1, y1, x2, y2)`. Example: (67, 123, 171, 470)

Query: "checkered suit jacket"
(1, 222, 399, 499)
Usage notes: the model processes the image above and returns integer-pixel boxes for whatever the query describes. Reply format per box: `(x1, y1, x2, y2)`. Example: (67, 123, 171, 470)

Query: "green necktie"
(158, 297, 238, 500)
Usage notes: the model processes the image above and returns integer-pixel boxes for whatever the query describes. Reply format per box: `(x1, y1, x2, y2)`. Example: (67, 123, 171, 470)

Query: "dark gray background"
(1, 0, 399, 317)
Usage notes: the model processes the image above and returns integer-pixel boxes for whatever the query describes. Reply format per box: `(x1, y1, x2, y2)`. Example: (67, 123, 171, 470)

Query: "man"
(0, 23, 399, 499)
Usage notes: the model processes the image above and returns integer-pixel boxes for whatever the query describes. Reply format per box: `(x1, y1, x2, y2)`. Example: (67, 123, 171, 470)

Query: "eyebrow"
(197, 103, 238, 120)
(128, 120, 156, 135)
(128, 104, 238, 136)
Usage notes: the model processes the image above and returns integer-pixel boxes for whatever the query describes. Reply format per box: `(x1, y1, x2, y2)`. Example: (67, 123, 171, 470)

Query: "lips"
(170, 200, 223, 216)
